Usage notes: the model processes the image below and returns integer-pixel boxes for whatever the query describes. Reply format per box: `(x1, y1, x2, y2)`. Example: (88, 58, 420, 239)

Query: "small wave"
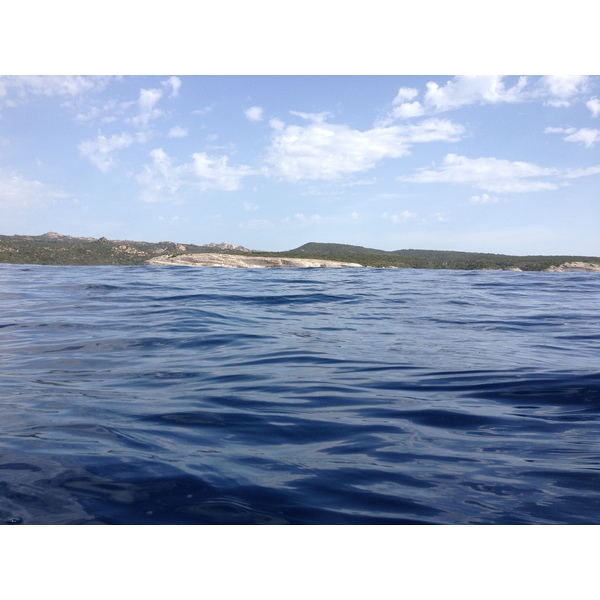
(2, 264, 599, 524)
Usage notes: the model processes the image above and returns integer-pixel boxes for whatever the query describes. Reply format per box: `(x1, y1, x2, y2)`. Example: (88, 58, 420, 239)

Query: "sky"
(1, 74, 599, 255)
(1, 0, 599, 257)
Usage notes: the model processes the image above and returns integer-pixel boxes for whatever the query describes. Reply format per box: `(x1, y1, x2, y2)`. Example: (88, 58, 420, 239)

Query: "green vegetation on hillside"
(270, 242, 600, 271)
(0, 234, 237, 266)
(1, 234, 599, 271)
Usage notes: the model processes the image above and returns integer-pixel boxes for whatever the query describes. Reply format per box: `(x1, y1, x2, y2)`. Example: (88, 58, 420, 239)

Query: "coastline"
(2, 233, 600, 270)
(145, 253, 364, 268)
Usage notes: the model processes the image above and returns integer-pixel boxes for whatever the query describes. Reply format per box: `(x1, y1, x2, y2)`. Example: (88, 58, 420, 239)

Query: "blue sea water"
(1, 263, 599, 525)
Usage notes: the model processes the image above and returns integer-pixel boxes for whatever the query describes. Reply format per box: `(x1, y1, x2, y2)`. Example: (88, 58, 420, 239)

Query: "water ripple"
(1, 264, 599, 524)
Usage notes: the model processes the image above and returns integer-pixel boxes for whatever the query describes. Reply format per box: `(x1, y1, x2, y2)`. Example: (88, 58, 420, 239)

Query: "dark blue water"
(1, 264, 599, 524)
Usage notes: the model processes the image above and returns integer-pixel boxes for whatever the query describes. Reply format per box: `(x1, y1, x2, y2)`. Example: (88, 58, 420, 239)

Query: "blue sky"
(2, 0, 599, 256)
(1, 74, 599, 255)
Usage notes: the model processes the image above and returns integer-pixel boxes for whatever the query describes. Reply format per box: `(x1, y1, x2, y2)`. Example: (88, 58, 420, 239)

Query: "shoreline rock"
(544, 262, 600, 272)
(146, 253, 364, 268)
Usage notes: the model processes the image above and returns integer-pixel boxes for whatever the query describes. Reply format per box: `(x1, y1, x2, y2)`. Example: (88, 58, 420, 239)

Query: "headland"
(1, 233, 599, 271)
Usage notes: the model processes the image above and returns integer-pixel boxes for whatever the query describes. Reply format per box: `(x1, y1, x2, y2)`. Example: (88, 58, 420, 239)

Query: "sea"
(1, 263, 599, 525)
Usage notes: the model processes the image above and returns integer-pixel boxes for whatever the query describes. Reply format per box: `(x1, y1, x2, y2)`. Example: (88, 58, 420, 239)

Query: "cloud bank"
(265, 114, 464, 181)
(384, 75, 590, 122)
(401, 154, 558, 193)
(136, 148, 254, 202)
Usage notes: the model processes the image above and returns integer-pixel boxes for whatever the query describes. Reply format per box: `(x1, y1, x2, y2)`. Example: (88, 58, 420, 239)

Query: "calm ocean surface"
(1, 263, 599, 524)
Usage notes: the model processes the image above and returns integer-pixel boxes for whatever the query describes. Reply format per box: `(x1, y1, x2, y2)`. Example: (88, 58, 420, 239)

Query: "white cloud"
(79, 133, 134, 172)
(71, 81, 173, 132)
(561, 128, 600, 147)
(162, 76, 181, 97)
(267, 121, 401, 181)
(544, 127, 566, 134)
(393, 87, 419, 103)
(402, 153, 558, 193)
(401, 118, 465, 143)
(0, 170, 71, 208)
(244, 106, 264, 122)
(193, 106, 213, 116)
(75, 106, 101, 122)
(137, 148, 253, 202)
(243, 201, 259, 211)
(387, 76, 528, 120)
(269, 117, 285, 131)
(392, 101, 424, 119)
(77, 86, 174, 173)
(136, 148, 183, 201)
(265, 117, 464, 181)
(545, 126, 600, 147)
(192, 153, 253, 191)
(382, 210, 417, 224)
(290, 110, 331, 122)
(0, 75, 112, 101)
(537, 76, 589, 106)
(587, 97, 600, 118)
(425, 76, 529, 112)
(563, 165, 600, 179)
(386, 76, 589, 121)
(469, 193, 500, 204)
(74, 98, 124, 125)
(168, 126, 188, 138)
(131, 88, 164, 129)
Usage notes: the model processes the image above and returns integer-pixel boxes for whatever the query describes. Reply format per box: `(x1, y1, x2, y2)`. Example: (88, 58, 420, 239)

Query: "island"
(1, 233, 599, 271)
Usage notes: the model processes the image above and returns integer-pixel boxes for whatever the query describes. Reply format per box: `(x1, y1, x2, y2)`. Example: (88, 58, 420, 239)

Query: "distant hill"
(1, 234, 599, 271)
(277, 242, 600, 271)
(0, 233, 247, 266)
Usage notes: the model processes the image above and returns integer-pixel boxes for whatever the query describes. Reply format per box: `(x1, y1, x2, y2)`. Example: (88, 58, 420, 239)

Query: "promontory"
(145, 253, 363, 268)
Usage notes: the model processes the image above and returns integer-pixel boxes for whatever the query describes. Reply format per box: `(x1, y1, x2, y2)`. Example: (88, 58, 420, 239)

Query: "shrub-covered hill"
(1, 234, 599, 271)
(0, 233, 246, 266)
(273, 242, 600, 271)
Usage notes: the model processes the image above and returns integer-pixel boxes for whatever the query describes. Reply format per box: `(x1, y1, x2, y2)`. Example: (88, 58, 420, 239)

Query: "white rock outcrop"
(146, 253, 364, 268)
(545, 262, 600, 272)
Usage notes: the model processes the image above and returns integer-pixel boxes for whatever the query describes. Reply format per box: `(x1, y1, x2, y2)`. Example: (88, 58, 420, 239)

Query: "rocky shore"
(545, 262, 600, 272)
(3, 233, 599, 270)
(146, 253, 364, 268)
(146, 254, 600, 271)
